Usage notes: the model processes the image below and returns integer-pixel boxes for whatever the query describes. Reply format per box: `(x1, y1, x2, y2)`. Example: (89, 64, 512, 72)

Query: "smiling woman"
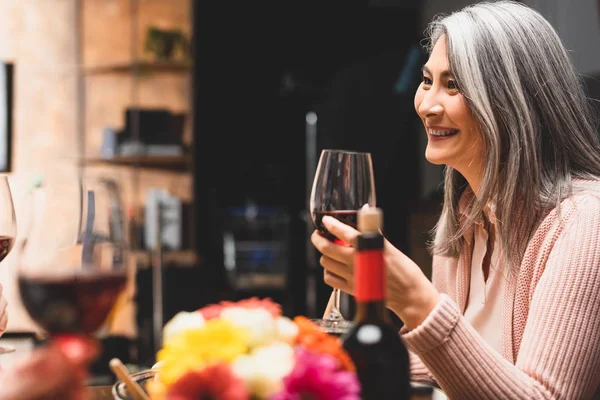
(414, 40, 485, 191)
(311, 0, 600, 398)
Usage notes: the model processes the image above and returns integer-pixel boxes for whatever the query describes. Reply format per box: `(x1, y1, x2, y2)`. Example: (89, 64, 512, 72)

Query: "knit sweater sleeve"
(406, 255, 443, 386)
(401, 196, 600, 399)
(408, 351, 437, 385)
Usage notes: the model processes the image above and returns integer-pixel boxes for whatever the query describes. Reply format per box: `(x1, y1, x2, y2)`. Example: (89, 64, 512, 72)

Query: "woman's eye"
(447, 80, 459, 90)
(422, 76, 432, 85)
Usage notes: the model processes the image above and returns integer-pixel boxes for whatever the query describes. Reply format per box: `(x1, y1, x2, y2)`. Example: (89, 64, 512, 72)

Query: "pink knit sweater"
(403, 183, 600, 399)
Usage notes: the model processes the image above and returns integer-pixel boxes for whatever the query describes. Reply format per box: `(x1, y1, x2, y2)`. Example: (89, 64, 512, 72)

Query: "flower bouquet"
(147, 297, 361, 400)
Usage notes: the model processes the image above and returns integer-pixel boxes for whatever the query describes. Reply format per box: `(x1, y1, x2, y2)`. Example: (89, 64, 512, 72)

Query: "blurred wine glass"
(17, 173, 128, 365)
(0, 175, 16, 354)
(310, 149, 376, 335)
(0, 176, 16, 263)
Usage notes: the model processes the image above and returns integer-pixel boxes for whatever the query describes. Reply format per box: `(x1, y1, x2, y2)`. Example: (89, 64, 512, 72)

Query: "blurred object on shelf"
(101, 127, 119, 158)
(121, 108, 185, 150)
(97, 108, 187, 161)
(144, 26, 190, 62)
(222, 204, 290, 291)
(144, 189, 181, 250)
(117, 143, 183, 158)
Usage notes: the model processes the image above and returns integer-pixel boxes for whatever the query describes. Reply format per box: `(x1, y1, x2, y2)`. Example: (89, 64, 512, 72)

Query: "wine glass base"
(311, 318, 355, 336)
(0, 345, 15, 354)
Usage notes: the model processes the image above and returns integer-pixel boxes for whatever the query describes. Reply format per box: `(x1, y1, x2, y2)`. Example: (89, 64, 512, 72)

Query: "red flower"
(197, 297, 282, 320)
(293, 316, 355, 372)
(166, 363, 250, 400)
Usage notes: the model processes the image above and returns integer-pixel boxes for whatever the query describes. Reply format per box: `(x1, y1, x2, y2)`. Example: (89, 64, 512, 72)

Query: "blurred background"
(0, 0, 597, 385)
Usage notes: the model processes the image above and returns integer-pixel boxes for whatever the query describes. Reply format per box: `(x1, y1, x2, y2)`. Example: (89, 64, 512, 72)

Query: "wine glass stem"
(326, 288, 345, 321)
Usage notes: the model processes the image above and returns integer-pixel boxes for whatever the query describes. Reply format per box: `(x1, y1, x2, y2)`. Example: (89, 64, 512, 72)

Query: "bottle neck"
(354, 232, 386, 322)
(354, 300, 389, 323)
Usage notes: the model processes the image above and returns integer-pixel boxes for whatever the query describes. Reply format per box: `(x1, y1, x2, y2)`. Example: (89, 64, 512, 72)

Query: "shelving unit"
(75, 0, 196, 367)
(84, 61, 191, 76)
(81, 154, 191, 172)
(77, 0, 194, 176)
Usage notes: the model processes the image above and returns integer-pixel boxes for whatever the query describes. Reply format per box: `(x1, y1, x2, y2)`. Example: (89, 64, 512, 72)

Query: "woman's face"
(414, 35, 485, 187)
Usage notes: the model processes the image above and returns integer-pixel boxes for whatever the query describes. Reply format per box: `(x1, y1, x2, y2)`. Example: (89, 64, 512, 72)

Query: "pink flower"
(198, 297, 282, 320)
(272, 347, 361, 400)
(166, 362, 250, 400)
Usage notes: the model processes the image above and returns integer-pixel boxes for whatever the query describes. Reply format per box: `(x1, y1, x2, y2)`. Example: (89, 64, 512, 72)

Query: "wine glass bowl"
(310, 149, 376, 335)
(0, 176, 16, 263)
(17, 174, 128, 359)
(0, 175, 16, 354)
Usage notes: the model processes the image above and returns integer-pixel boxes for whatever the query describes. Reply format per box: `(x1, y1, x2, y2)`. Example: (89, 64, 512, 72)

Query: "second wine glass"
(310, 149, 376, 335)
(17, 174, 128, 364)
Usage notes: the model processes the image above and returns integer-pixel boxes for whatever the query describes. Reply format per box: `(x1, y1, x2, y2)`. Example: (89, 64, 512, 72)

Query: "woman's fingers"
(320, 255, 353, 294)
(322, 216, 360, 246)
(323, 270, 352, 294)
(320, 255, 352, 282)
(310, 217, 360, 295)
(311, 230, 355, 265)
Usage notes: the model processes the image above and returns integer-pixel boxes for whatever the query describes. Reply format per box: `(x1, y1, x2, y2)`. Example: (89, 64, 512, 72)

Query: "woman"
(312, 1, 600, 398)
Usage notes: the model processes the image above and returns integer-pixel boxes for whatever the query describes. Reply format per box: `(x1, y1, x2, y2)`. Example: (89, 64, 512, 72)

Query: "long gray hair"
(426, 0, 600, 273)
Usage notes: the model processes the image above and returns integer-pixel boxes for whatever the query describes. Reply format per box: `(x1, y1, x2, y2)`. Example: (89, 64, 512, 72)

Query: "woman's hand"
(311, 215, 440, 330)
(0, 283, 7, 336)
(0, 341, 99, 400)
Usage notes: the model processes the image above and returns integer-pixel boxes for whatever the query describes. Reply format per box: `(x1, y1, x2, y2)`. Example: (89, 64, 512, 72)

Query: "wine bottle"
(342, 207, 411, 399)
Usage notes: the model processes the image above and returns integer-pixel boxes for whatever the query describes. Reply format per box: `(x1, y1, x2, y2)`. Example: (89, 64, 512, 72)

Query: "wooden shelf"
(234, 273, 287, 290)
(82, 155, 191, 172)
(133, 249, 199, 269)
(84, 61, 191, 76)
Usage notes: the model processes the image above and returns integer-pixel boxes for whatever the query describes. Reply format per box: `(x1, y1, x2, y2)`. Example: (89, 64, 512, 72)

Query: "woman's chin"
(424, 151, 448, 166)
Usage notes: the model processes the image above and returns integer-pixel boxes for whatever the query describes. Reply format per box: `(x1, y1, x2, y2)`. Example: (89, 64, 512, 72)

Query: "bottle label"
(355, 250, 385, 302)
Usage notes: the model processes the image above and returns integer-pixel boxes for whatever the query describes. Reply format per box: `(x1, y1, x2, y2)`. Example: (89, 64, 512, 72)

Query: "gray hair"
(425, 0, 600, 273)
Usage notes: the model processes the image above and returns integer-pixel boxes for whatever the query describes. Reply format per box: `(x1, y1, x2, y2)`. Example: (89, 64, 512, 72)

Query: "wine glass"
(0, 176, 17, 354)
(17, 173, 128, 365)
(310, 149, 376, 335)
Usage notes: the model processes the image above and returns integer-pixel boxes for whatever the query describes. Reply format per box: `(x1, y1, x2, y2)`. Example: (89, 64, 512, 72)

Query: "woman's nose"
(418, 91, 444, 118)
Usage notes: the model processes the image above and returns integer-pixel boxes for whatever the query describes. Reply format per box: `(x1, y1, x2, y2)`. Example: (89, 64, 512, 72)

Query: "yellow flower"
(157, 318, 250, 386)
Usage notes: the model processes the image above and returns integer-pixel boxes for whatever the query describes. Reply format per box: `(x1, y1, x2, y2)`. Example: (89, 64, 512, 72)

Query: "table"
(87, 384, 447, 400)
(88, 385, 114, 400)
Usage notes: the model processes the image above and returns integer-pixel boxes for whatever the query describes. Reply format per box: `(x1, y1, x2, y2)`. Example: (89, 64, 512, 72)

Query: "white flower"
(220, 307, 277, 348)
(232, 342, 295, 399)
(162, 311, 205, 344)
(275, 316, 299, 344)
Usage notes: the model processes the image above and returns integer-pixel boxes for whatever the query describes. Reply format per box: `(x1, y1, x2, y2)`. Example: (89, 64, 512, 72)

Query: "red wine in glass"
(0, 235, 14, 263)
(311, 210, 358, 244)
(19, 272, 127, 335)
(309, 149, 376, 335)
